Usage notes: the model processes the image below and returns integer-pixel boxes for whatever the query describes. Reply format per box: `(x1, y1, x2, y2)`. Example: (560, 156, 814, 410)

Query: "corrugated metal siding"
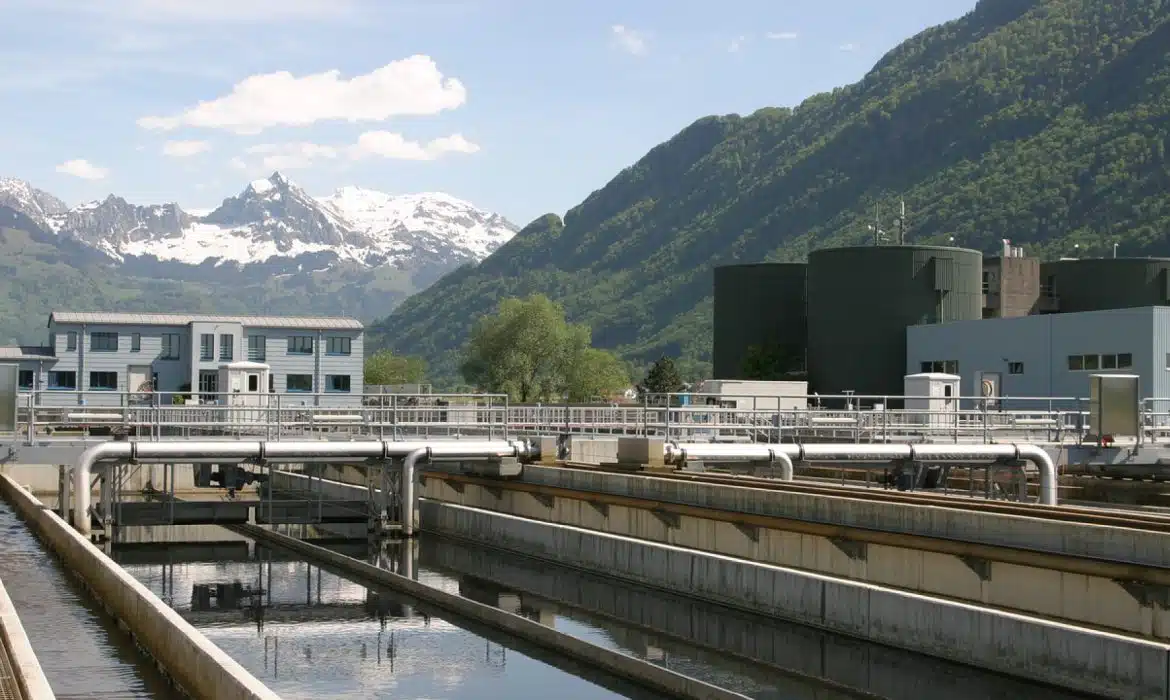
(807, 245, 982, 398)
(48, 311, 363, 330)
(908, 307, 1157, 407)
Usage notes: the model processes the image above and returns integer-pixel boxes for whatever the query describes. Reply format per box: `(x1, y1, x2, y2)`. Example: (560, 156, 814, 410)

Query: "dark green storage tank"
(713, 263, 807, 379)
(1040, 258, 1170, 312)
(806, 245, 982, 399)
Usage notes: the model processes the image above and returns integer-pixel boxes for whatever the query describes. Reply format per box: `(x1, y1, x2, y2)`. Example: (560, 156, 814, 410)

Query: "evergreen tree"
(638, 356, 685, 397)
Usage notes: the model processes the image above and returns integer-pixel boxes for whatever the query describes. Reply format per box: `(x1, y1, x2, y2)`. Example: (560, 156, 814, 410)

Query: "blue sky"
(0, 0, 977, 224)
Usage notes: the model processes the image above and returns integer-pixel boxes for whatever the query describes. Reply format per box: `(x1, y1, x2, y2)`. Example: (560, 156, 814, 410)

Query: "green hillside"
(372, 0, 1170, 385)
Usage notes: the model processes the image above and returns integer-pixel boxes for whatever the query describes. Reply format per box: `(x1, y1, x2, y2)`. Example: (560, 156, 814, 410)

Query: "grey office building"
(906, 306, 1166, 406)
(1, 311, 364, 407)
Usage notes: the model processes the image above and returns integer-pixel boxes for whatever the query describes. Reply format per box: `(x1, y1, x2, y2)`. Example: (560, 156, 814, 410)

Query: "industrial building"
(0, 311, 364, 407)
(907, 306, 1160, 405)
(712, 263, 806, 380)
(805, 244, 983, 398)
(714, 237, 1170, 403)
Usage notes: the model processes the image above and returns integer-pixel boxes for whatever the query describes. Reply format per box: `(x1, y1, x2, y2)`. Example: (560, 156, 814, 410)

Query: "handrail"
(14, 389, 1170, 446)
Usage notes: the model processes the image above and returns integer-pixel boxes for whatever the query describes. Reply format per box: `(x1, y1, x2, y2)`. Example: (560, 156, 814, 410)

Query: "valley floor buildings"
(0, 312, 364, 407)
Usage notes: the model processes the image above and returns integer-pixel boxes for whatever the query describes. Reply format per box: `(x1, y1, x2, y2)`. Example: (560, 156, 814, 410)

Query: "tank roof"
(715, 261, 807, 270)
(809, 244, 981, 257)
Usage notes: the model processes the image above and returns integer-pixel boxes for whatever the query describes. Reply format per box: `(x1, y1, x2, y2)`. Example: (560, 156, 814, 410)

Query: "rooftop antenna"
(867, 203, 886, 245)
(897, 199, 907, 245)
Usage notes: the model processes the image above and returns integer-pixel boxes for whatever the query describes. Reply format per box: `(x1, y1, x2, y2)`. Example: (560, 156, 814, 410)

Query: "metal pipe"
(663, 442, 1058, 506)
(71, 439, 532, 536)
(668, 443, 795, 480)
(402, 448, 426, 538)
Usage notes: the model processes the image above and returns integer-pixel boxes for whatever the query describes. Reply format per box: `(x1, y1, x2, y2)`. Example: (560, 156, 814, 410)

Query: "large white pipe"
(71, 440, 531, 536)
(664, 442, 1057, 506)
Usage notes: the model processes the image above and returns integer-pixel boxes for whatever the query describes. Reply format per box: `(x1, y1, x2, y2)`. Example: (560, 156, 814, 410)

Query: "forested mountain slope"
(372, 0, 1170, 383)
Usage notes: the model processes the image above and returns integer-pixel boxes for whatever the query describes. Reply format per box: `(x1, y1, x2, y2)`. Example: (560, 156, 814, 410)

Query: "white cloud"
(839, 43, 859, 52)
(162, 140, 211, 157)
(728, 35, 747, 53)
(137, 55, 467, 134)
(245, 142, 341, 170)
(353, 131, 480, 161)
(56, 159, 109, 180)
(611, 25, 647, 56)
(235, 131, 479, 170)
(765, 31, 798, 40)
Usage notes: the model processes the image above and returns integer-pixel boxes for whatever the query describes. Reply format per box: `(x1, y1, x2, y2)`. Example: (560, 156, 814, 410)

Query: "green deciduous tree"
(461, 294, 628, 402)
(364, 349, 427, 386)
(565, 347, 631, 403)
(638, 356, 685, 396)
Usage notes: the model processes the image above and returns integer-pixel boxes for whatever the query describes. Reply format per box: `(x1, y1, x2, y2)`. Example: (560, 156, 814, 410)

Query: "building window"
(287, 336, 314, 355)
(268, 374, 275, 393)
(919, 360, 958, 374)
(91, 332, 118, 352)
(17, 370, 33, 389)
(1070, 353, 1130, 371)
(326, 336, 351, 355)
(131, 332, 141, 352)
(248, 335, 266, 361)
(198, 370, 218, 400)
(1008, 362, 1024, 375)
(200, 334, 214, 361)
(48, 371, 76, 390)
(326, 375, 351, 392)
(66, 332, 77, 351)
(287, 374, 313, 392)
(247, 374, 259, 392)
(220, 334, 234, 361)
(161, 333, 180, 360)
(89, 371, 117, 391)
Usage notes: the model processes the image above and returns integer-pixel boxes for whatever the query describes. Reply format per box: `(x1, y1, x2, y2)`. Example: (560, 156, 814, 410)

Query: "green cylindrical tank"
(713, 263, 807, 379)
(1040, 258, 1170, 312)
(806, 245, 982, 399)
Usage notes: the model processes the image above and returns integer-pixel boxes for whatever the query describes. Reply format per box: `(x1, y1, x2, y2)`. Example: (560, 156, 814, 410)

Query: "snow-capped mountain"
(0, 177, 67, 226)
(321, 187, 516, 262)
(0, 172, 518, 269)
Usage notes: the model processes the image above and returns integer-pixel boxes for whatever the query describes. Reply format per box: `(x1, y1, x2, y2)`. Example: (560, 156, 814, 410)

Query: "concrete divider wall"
(423, 475, 1170, 640)
(425, 536, 1088, 700)
(233, 523, 749, 700)
(0, 572, 55, 699)
(519, 465, 1170, 569)
(421, 499, 1170, 700)
(0, 475, 281, 700)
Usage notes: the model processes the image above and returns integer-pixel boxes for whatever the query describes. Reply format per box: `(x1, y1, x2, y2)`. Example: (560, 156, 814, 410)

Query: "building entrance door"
(128, 364, 152, 404)
(978, 371, 1002, 410)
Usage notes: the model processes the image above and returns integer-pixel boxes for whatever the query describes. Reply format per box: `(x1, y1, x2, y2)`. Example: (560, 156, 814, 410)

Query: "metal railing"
(11, 389, 1170, 446)
(13, 390, 511, 443)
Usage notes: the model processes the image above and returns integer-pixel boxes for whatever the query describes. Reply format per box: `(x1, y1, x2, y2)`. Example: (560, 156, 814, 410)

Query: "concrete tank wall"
(713, 263, 807, 380)
(806, 245, 982, 398)
(421, 475, 1170, 640)
(422, 500, 1170, 700)
(0, 475, 280, 700)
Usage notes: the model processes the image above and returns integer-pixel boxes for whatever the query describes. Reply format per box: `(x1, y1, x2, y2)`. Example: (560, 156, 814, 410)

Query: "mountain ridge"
(0, 173, 519, 345)
(371, 0, 1170, 384)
